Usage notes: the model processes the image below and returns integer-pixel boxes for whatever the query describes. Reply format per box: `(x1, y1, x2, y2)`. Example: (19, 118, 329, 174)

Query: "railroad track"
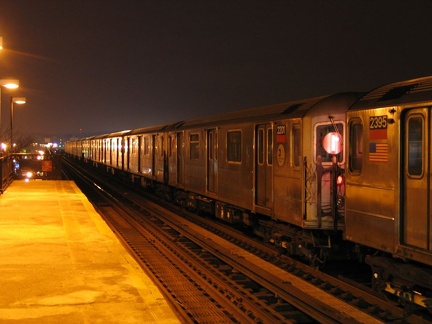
(63, 157, 430, 323)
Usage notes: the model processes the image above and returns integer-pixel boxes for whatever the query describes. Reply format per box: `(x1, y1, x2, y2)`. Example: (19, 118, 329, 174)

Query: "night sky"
(0, 1, 431, 141)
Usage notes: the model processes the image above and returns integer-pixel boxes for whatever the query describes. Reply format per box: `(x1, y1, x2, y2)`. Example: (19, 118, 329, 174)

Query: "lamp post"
(0, 79, 19, 138)
(10, 97, 26, 152)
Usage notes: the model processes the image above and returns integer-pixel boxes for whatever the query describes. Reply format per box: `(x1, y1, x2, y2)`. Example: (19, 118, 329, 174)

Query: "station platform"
(0, 180, 180, 323)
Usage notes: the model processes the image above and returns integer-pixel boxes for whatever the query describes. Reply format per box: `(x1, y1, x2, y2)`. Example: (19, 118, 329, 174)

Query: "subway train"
(65, 76, 432, 310)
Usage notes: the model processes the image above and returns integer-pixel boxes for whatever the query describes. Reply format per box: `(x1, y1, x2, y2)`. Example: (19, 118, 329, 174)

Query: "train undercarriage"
(366, 254, 432, 313)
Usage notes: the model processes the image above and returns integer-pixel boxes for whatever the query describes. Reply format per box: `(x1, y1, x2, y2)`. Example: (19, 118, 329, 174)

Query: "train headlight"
(323, 132, 342, 155)
(26, 171, 33, 178)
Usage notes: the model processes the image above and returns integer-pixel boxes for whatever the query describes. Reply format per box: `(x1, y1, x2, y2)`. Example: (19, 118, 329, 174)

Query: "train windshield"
(315, 123, 344, 163)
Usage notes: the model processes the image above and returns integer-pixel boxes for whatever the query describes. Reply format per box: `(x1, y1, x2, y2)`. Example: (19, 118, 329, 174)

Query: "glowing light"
(4, 83, 18, 89)
(0, 79, 19, 89)
(12, 97, 26, 104)
(337, 175, 344, 185)
(322, 132, 343, 155)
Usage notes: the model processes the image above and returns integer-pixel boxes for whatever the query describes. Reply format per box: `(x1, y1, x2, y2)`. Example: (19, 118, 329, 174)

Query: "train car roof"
(80, 93, 362, 138)
(128, 122, 178, 135)
(172, 92, 366, 130)
(350, 75, 432, 110)
(89, 123, 176, 138)
(170, 95, 330, 130)
(78, 135, 98, 140)
(92, 133, 111, 139)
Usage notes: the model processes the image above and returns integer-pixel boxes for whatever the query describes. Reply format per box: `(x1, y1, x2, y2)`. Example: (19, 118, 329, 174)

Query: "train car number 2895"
(369, 115, 387, 129)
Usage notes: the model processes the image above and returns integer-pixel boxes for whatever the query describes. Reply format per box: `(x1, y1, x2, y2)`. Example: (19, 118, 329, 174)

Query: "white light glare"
(0, 79, 19, 89)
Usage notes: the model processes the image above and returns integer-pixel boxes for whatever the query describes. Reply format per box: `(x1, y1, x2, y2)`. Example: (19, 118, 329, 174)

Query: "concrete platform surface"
(0, 180, 180, 323)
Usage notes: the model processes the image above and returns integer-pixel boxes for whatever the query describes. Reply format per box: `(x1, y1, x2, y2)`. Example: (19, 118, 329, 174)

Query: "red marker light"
(337, 175, 344, 185)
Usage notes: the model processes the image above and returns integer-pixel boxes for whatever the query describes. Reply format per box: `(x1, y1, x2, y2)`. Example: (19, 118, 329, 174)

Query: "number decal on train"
(369, 115, 387, 129)
(276, 125, 286, 135)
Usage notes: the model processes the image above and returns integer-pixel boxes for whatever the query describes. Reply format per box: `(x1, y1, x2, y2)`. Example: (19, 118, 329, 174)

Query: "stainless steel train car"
(65, 76, 432, 310)
(345, 77, 432, 306)
(67, 93, 360, 258)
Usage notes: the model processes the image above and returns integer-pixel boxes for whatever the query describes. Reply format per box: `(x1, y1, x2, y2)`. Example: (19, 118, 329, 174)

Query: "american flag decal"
(369, 142, 388, 162)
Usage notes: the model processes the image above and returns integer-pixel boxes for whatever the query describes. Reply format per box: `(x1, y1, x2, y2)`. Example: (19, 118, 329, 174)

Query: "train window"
(315, 123, 344, 163)
(209, 132, 214, 160)
(407, 116, 423, 176)
(258, 129, 264, 165)
(214, 133, 218, 161)
(190, 133, 200, 160)
(267, 128, 273, 165)
(227, 130, 241, 163)
(292, 124, 301, 168)
(349, 119, 363, 174)
(116, 138, 120, 167)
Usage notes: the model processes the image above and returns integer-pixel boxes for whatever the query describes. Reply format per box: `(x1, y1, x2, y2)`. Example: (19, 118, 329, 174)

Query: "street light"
(10, 97, 26, 152)
(0, 79, 19, 89)
(0, 79, 19, 137)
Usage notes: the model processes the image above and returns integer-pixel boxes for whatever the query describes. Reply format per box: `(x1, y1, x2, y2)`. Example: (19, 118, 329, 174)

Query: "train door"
(177, 132, 184, 185)
(207, 128, 218, 193)
(138, 135, 142, 173)
(115, 138, 120, 167)
(402, 108, 431, 251)
(97, 140, 101, 162)
(255, 124, 273, 209)
(106, 139, 111, 165)
(121, 137, 126, 171)
(126, 137, 130, 170)
(152, 135, 156, 177)
(102, 139, 106, 163)
(160, 134, 168, 183)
